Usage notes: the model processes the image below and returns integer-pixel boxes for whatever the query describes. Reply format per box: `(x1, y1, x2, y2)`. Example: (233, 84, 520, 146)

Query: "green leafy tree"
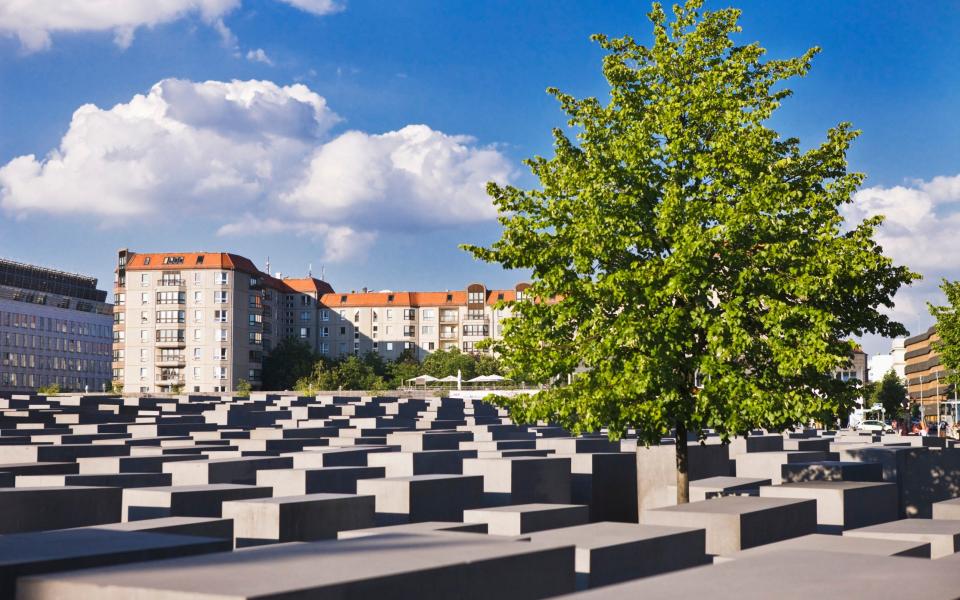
(465, 1, 916, 502)
(475, 354, 503, 377)
(865, 369, 907, 421)
(262, 338, 317, 391)
(388, 349, 422, 388)
(930, 279, 960, 390)
(38, 383, 61, 395)
(235, 379, 252, 398)
(422, 348, 478, 380)
(111, 381, 124, 394)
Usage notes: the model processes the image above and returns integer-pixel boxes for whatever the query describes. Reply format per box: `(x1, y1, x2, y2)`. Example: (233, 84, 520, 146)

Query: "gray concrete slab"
(356, 474, 484, 524)
(525, 522, 707, 589)
(641, 495, 817, 555)
(463, 504, 589, 535)
(122, 484, 273, 521)
(844, 518, 960, 558)
(223, 493, 375, 546)
(0, 486, 121, 533)
(463, 456, 572, 505)
(17, 533, 576, 600)
(714, 532, 930, 561)
(759, 481, 898, 532)
(550, 550, 960, 599)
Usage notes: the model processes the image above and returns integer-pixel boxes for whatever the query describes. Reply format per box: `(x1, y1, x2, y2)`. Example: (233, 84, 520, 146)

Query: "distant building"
(113, 249, 527, 393)
(836, 346, 868, 384)
(904, 327, 957, 424)
(0, 258, 113, 393)
(868, 337, 906, 382)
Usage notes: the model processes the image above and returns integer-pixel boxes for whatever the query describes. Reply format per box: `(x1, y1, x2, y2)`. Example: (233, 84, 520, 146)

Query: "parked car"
(858, 419, 893, 433)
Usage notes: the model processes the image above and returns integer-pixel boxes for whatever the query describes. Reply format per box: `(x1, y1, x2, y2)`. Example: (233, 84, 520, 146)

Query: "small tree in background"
(262, 338, 317, 391)
(235, 379, 252, 398)
(466, 0, 916, 502)
(864, 369, 908, 422)
(930, 280, 960, 392)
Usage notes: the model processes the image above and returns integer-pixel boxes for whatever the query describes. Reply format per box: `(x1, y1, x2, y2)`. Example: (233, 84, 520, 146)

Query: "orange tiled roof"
(282, 277, 335, 295)
(319, 289, 518, 307)
(125, 252, 261, 274)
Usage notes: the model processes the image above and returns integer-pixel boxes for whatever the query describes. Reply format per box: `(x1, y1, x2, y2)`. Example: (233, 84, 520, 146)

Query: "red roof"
(319, 289, 518, 307)
(125, 252, 261, 274)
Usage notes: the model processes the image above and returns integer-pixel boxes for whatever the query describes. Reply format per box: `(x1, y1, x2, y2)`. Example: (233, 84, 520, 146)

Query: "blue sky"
(0, 1, 958, 354)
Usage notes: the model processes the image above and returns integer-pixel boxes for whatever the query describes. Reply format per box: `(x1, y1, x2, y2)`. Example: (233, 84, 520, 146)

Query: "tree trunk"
(675, 422, 689, 504)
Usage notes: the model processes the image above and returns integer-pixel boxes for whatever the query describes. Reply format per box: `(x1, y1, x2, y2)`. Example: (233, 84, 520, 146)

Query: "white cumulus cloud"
(844, 174, 960, 340)
(0, 0, 340, 52)
(0, 78, 514, 262)
(246, 48, 273, 65)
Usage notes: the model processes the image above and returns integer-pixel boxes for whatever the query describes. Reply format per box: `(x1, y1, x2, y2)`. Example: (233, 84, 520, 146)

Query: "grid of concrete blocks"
(1, 392, 960, 599)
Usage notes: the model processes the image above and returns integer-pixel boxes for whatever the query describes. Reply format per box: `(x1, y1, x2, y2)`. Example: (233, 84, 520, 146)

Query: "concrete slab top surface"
(720, 533, 930, 559)
(650, 495, 812, 515)
(845, 519, 960, 535)
(552, 549, 960, 599)
(17, 533, 572, 597)
(525, 522, 702, 549)
(689, 476, 771, 488)
(223, 493, 370, 505)
(463, 503, 584, 514)
(125, 483, 269, 494)
(0, 529, 225, 566)
(88, 517, 228, 531)
(765, 481, 893, 491)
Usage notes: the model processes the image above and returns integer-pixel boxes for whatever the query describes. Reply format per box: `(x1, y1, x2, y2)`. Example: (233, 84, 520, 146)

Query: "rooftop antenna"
(321, 265, 326, 281)
(308, 263, 313, 278)
(265, 256, 271, 274)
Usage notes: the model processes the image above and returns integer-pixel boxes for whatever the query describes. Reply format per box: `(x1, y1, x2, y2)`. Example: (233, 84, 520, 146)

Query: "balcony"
(155, 376, 185, 385)
(440, 332, 457, 340)
(156, 358, 186, 367)
(156, 339, 186, 348)
(463, 315, 489, 323)
(440, 314, 459, 323)
(158, 279, 185, 289)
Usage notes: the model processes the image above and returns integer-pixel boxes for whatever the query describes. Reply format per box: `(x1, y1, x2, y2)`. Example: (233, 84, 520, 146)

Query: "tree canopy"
(864, 369, 908, 419)
(929, 279, 960, 388)
(466, 0, 916, 501)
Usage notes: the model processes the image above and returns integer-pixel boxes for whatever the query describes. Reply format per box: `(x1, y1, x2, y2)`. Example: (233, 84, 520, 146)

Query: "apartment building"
(319, 282, 530, 362)
(904, 326, 957, 423)
(114, 248, 524, 393)
(0, 258, 113, 393)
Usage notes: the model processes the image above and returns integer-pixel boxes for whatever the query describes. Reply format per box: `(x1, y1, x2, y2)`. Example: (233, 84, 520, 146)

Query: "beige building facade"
(113, 249, 526, 393)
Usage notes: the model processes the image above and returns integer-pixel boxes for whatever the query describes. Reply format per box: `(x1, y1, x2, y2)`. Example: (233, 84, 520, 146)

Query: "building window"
(194, 291, 202, 303)
(320, 327, 329, 337)
(428, 342, 435, 350)
(156, 291, 185, 304)
(387, 294, 394, 303)
(194, 272, 202, 283)
(463, 324, 489, 336)
(156, 310, 185, 323)
(216, 329, 228, 342)
(140, 273, 149, 286)
(320, 309, 329, 321)
(214, 310, 228, 323)
(160, 272, 182, 285)
(194, 329, 202, 341)
(403, 309, 416, 321)
(249, 332, 262, 345)
(300, 327, 309, 338)
(193, 367, 201, 380)
(156, 330, 185, 342)
(214, 366, 226, 379)
(468, 291, 484, 303)
(217, 348, 227, 361)
(143, 257, 151, 266)
(141, 293, 149, 304)
(116, 293, 125, 305)
(193, 348, 201, 360)
(194, 310, 202, 323)
(353, 311, 360, 323)
(214, 291, 228, 304)
(386, 342, 394, 351)
(404, 326, 415, 337)
(421, 325, 434, 335)
(215, 272, 228, 285)
(300, 311, 310, 321)
(422, 309, 434, 320)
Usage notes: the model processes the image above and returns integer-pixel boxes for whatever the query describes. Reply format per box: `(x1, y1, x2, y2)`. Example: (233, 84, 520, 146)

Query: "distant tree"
(388, 349, 422, 388)
(111, 381, 124, 394)
(38, 383, 61, 395)
(930, 280, 960, 389)
(235, 379, 252, 398)
(864, 369, 907, 419)
(422, 348, 477, 380)
(475, 354, 502, 377)
(262, 338, 317, 391)
(465, 0, 916, 502)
